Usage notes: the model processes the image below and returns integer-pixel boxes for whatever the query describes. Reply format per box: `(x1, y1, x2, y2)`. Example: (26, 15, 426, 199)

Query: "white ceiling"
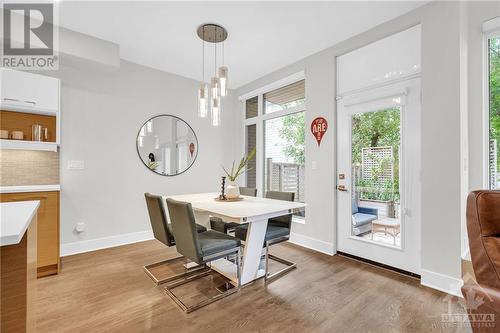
(59, 1, 428, 89)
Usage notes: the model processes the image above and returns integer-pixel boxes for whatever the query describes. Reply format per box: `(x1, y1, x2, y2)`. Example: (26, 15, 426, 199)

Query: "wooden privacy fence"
(490, 139, 498, 190)
(266, 158, 305, 202)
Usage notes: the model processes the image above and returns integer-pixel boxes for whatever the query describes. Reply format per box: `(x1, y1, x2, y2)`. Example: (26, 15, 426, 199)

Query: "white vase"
(226, 182, 240, 199)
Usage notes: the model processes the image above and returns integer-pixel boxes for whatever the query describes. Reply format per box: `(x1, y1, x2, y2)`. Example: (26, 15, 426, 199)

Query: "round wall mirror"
(136, 115, 198, 176)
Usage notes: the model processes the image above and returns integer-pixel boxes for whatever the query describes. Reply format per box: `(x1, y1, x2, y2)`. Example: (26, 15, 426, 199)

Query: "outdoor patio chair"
(352, 200, 378, 235)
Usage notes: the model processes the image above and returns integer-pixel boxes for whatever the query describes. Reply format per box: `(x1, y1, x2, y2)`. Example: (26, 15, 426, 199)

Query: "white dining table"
(164, 192, 306, 285)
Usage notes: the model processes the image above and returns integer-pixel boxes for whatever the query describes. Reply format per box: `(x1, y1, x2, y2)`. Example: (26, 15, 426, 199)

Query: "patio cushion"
(352, 200, 359, 214)
(352, 212, 377, 227)
(198, 230, 241, 257)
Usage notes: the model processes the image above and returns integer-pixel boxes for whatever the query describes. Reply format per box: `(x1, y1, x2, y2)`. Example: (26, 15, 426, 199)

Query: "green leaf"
(220, 147, 257, 182)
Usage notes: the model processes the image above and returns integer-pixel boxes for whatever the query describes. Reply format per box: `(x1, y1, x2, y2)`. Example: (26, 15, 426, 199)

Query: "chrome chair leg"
(236, 247, 241, 291)
(264, 238, 297, 283)
(164, 248, 242, 313)
(265, 242, 270, 281)
(143, 256, 206, 286)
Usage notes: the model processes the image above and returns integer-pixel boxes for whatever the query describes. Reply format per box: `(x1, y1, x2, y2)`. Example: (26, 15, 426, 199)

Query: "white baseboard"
(421, 269, 464, 297)
(60, 230, 334, 258)
(289, 232, 335, 256)
(61, 230, 154, 257)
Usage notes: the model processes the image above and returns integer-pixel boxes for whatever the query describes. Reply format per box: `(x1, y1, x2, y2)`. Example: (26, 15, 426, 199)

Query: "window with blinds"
(245, 96, 258, 119)
(264, 80, 305, 114)
(246, 124, 256, 188)
(243, 77, 306, 220)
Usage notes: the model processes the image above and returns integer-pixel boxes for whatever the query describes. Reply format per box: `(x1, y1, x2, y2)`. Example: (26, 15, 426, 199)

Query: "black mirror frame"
(136, 114, 199, 177)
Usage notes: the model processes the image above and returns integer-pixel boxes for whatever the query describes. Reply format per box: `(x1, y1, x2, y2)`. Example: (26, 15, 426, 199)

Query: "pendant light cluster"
(197, 23, 228, 127)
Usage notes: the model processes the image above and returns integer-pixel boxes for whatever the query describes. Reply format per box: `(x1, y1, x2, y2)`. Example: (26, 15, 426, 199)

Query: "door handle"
(337, 185, 348, 192)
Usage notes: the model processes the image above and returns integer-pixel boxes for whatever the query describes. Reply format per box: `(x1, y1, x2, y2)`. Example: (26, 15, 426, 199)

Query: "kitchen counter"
(0, 201, 40, 246)
(1, 200, 38, 332)
(0, 184, 60, 194)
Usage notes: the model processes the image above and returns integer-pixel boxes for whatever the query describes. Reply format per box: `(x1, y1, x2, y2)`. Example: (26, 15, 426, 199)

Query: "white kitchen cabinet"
(0, 68, 60, 115)
(0, 69, 60, 151)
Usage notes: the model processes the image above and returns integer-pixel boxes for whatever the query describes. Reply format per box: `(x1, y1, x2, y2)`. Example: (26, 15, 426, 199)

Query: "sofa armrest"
(462, 283, 500, 315)
(358, 206, 378, 217)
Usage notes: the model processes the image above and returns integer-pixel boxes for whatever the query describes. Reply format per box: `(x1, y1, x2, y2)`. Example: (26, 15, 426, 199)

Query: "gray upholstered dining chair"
(143, 193, 207, 285)
(165, 198, 242, 313)
(210, 187, 257, 234)
(234, 191, 296, 282)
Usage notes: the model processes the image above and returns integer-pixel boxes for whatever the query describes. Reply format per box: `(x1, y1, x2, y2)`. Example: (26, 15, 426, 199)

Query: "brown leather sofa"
(462, 190, 500, 332)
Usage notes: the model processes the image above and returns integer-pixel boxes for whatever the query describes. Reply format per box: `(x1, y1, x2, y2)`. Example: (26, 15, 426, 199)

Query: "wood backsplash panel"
(0, 150, 59, 185)
(0, 110, 57, 142)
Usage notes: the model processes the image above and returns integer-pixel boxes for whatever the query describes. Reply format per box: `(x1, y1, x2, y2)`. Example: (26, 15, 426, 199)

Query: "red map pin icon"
(311, 117, 328, 147)
(189, 142, 195, 157)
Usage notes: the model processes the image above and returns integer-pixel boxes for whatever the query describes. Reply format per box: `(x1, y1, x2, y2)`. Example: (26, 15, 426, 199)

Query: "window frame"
(241, 75, 306, 223)
(484, 29, 500, 189)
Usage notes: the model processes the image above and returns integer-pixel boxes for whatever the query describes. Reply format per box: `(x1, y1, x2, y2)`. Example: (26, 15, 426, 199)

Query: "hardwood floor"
(37, 240, 469, 333)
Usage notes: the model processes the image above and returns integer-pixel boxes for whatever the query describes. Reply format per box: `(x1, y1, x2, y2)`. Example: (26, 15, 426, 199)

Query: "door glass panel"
(351, 108, 401, 246)
(489, 36, 500, 189)
(264, 112, 305, 218)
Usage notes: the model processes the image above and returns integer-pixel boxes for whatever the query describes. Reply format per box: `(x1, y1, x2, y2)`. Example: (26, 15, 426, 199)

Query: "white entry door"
(336, 78, 421, 274)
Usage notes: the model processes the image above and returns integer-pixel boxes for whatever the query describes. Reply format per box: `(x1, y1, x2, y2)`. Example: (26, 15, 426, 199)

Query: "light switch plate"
(68, 160, 85, 170)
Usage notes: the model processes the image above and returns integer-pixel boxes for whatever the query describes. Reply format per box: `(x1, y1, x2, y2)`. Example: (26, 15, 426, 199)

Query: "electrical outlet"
(75, 222, 86, 233)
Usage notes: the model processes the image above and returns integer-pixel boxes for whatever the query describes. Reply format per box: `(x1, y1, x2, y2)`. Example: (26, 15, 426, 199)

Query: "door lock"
(337, 185, 348, 192)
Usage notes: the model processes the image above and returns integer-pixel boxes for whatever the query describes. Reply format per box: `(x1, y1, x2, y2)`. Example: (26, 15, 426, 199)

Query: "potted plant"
(222, 148, 256, 199)
(147, 161, 159, 171)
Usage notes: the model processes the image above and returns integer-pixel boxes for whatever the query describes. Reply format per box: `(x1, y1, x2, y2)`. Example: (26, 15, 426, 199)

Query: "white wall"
(234, 1, 494, 295)
(39, 56, 238, 254)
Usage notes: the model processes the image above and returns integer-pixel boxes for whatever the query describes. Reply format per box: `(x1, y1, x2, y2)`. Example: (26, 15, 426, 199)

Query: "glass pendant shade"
(211, 97, 221, 127)
(198, 83, 208, 118)
(211, 77, 220, 100)
(146, 121, 153, 133)
(138, 135, 143, 148)
(218, 66, 228, 97)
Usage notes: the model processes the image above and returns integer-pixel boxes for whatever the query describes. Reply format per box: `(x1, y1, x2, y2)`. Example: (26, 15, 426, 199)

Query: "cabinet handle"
(3, 98, 37, 106)
(11, 196, 48, 201)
